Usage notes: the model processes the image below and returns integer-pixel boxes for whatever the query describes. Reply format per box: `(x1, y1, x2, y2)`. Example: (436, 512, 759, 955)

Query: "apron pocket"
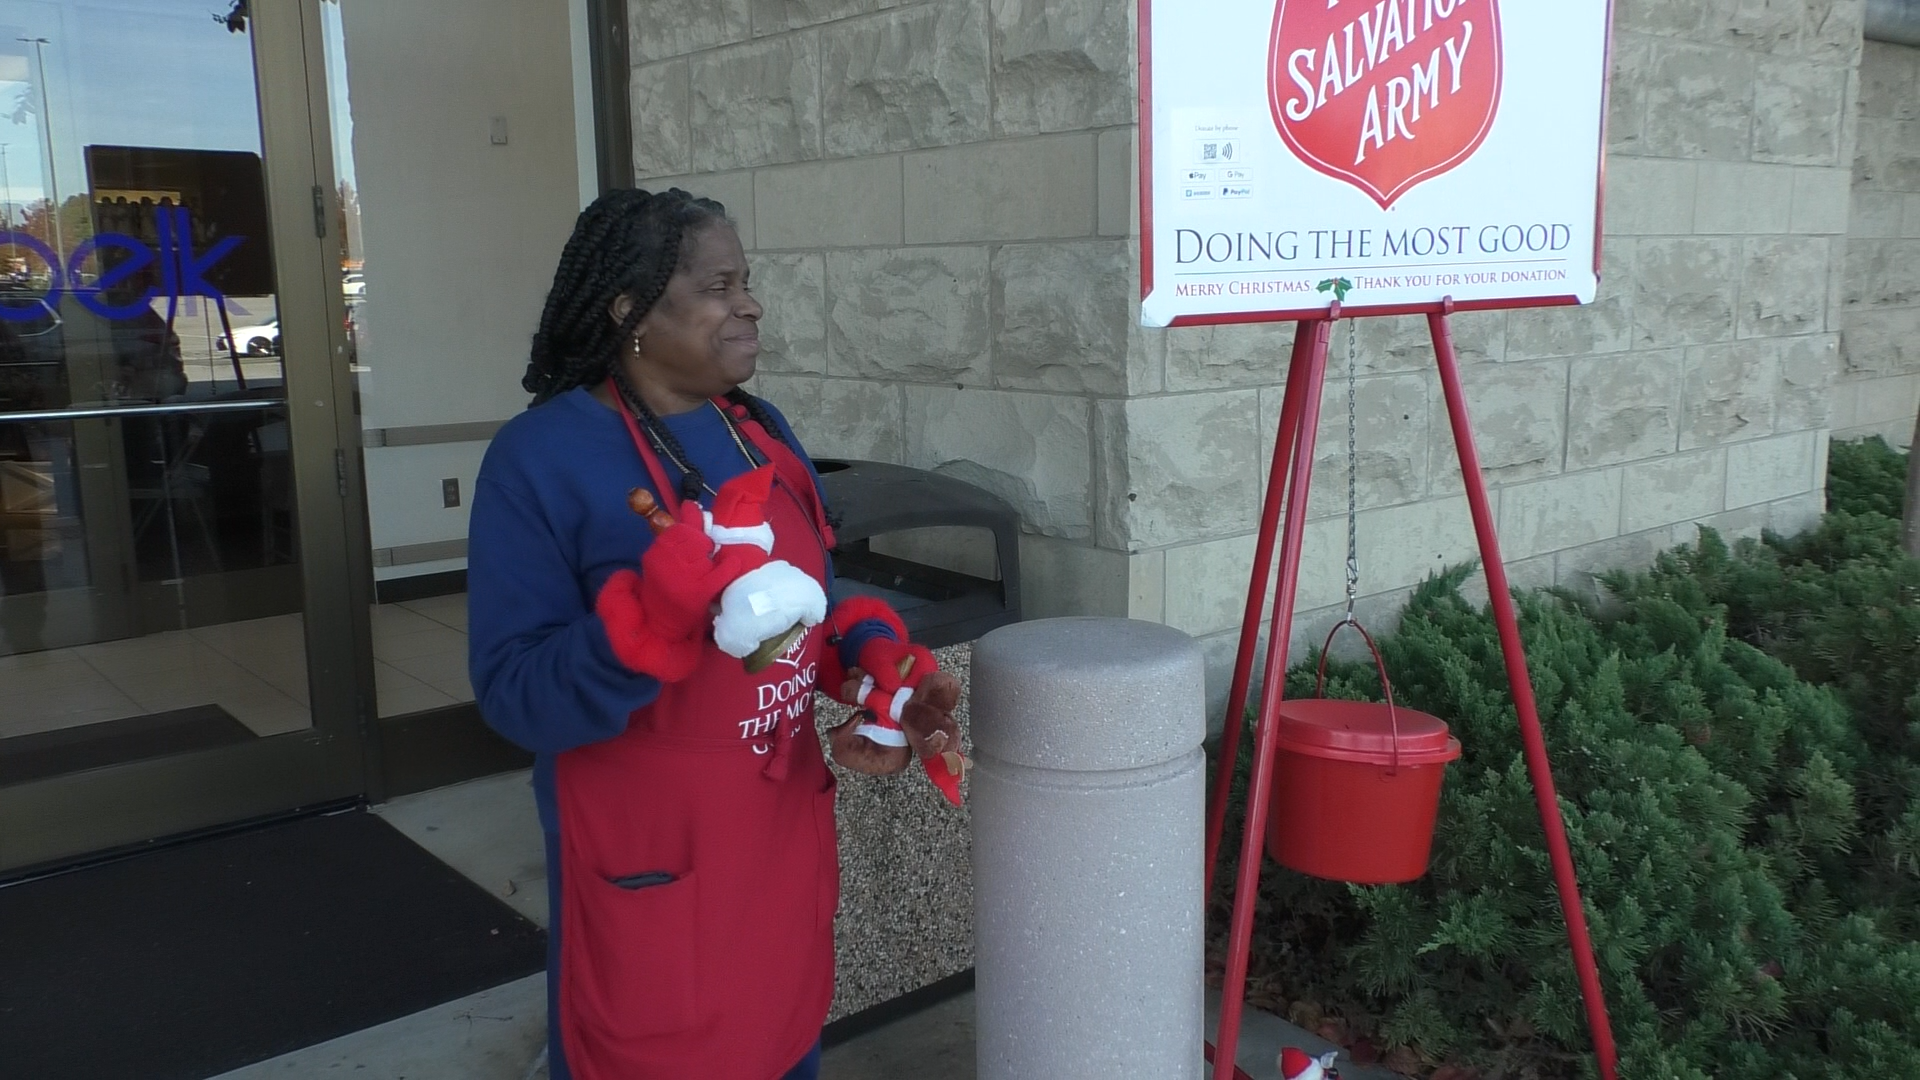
(573, 868, 700, 1039)
(814, 780, 840, 932)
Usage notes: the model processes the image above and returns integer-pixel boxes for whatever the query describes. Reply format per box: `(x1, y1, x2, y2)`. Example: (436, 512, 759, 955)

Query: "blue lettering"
(169, 207, 243, 300)
(69, 233, 155, 319)
(0, 208, 244, 323)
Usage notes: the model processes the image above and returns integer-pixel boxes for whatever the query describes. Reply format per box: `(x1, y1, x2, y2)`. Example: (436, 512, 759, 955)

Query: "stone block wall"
(1840, 38, 1920, 442)
(630, 0, 1868, 726)
(629, 0, 1133, 573)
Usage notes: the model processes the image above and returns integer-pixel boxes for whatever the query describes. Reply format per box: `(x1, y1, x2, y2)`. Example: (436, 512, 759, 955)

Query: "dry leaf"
(1384, 1045, 1424, 1075)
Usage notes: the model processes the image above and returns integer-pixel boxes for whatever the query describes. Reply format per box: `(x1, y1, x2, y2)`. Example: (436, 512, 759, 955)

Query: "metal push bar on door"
(1202, 302, 1619, 1080)
(0, 399, 289, 424)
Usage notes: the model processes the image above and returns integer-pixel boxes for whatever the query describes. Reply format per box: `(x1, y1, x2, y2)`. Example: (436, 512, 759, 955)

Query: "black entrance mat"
(0, 809, 548, 1080)
(0, 705, 256, 788)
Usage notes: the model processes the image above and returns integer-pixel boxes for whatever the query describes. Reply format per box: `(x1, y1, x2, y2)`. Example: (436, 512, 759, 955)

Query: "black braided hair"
(522, 187, 741, 499)
(723, 388, 790, 451)
(616, 383, 805, 504)
(607, 362, 710, 500)
(523, 187, 728, 403)
(722, 387, 842, 531)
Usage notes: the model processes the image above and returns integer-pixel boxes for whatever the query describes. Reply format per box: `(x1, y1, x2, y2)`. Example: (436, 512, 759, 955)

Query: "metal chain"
(1344, 318, 1360, 622)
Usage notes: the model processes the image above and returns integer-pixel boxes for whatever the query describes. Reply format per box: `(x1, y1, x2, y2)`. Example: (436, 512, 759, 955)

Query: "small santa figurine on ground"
(1280, 1048, 1342, 1080)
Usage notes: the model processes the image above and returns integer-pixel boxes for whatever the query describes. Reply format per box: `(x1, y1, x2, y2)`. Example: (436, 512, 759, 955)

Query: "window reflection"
(0, 1, 309, 751)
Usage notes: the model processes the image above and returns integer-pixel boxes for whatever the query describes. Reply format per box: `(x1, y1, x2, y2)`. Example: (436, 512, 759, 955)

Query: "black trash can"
(813, 459, 1021, 649)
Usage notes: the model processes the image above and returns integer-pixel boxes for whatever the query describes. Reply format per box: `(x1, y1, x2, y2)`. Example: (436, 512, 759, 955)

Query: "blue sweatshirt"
(468, 385, 828, 788)
(469, 385, 850, 1078)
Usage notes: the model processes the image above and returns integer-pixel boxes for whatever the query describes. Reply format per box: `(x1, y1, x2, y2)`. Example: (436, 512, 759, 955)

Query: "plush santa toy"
(1279, 1048, 1341, 1080)
(628, 468, 967, 798)
(815, 596, 968, 806)
(847, 659, 967, 806)
(849, 675, 912, 749)
(699, 466, 828, 665)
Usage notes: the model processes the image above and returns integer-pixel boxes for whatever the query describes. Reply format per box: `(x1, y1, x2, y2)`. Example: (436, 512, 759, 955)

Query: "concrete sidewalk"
(206, 958, 977, 1080)
(209, 770, 1391, 1080)
(211, 974, 972, 1080)
(212, 980, 1391, 1080)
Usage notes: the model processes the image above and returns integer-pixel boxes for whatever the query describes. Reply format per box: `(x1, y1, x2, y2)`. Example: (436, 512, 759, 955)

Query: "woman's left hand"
(826, 713, 912, 776)
(896, 672, 962, 762)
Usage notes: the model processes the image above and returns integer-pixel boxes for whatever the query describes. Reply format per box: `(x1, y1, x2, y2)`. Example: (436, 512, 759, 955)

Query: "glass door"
(0, 0, 369, 873)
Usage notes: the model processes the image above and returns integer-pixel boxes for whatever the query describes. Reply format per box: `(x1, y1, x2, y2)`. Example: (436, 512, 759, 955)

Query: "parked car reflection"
(214, 316, 279, 356)
(0, 283, 295, 655)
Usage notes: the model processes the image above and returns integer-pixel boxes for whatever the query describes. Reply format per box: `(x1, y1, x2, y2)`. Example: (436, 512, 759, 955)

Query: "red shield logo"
(1268, 0, 1503, 209)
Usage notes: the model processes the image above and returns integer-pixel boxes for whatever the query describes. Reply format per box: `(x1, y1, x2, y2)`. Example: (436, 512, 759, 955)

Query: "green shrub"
(1825, 436, 1907, 519)
(1217, 563, 1920, 1078)
(1609, 524, 1920, 929)
(1216, 443, 1920, 1077)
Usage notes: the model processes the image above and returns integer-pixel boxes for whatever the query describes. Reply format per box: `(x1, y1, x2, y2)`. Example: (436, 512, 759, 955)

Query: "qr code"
(1195, 139, 1239, 164)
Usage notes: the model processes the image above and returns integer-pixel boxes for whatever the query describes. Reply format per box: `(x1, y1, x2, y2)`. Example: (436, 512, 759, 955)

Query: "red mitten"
(818, 596, 904, 705)
(854, 637, 939, 694)
(818, 596, 966, 806)
(596, 501, 735, 682)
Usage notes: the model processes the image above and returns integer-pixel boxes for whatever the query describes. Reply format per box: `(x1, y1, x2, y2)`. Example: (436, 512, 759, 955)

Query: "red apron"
(556, 399, 838, 1080)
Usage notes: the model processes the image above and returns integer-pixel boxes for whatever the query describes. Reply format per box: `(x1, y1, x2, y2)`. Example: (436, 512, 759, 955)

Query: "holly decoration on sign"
(1317, 277, 1353, 303)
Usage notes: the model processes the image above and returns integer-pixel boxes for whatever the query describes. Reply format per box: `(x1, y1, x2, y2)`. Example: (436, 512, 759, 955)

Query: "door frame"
(0, 0, 376, 874)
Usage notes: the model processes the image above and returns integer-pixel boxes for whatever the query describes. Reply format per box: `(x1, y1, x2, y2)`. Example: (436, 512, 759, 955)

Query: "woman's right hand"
(597, 501, 737, 682)
(635, 502, 729, 639)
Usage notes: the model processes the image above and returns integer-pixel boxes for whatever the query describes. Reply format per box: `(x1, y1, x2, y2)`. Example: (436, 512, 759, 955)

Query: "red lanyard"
(606, 378, 836, 551)
(608, 378, 689, 518)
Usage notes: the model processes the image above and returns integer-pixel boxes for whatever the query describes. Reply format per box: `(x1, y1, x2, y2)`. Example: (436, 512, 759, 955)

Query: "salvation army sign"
(1270, 0, 1503, 209)
(1141, 0, 1610, 327)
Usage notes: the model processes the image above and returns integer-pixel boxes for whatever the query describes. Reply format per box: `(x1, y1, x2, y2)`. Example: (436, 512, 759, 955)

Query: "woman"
(468, 188, 959, 1080)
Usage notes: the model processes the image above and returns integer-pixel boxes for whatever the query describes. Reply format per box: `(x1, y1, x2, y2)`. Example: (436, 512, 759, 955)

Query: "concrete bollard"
(970, 617, 1207, 1080)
